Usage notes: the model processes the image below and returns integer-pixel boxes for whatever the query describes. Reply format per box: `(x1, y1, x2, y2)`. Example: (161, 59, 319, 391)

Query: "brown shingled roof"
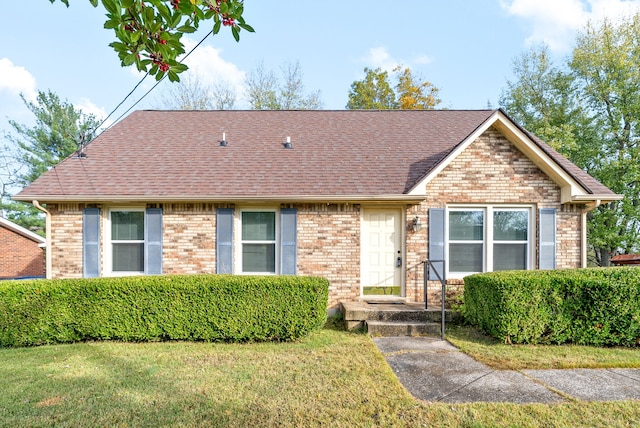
(14, 109, 615, 202)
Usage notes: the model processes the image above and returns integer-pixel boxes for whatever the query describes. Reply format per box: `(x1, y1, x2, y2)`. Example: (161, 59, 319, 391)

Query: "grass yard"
(447, 325, 640, 370)
(1, 322, 640, 427)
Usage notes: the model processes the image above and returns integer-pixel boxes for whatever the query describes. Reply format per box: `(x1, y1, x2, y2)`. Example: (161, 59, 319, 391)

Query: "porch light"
(220, 132, 228, 146)
(411, 216, 422, 232)
(284, 136, 292, 149)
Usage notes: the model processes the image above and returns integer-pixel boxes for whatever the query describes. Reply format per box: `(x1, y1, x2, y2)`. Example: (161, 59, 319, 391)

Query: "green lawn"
(1, 323, 640, 427)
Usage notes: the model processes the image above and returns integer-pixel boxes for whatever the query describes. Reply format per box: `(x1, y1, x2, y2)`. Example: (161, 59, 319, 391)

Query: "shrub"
(463, 268, 640, 346)
(0, 275, 329, 347)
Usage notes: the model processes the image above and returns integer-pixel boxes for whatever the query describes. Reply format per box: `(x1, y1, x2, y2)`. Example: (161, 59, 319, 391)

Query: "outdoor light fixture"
(411, 216, 422, 232)
(220, 132, 228, 146)
(284, 136, 292, 149)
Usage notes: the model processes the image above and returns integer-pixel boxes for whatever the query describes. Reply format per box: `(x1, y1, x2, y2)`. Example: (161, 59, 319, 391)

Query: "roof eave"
(570, 194, 624, 204)
(15, 194, 426, 204)
(0, 216, 46, 244)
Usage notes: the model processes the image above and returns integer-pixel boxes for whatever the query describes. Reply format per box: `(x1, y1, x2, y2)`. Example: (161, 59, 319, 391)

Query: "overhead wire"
(93, 28, 215, 137)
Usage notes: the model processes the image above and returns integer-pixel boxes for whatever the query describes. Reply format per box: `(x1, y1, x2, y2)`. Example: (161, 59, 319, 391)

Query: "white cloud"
(180, 37, 246, 97)
(0, 58, 37, 101)
(413, 54, 434, 65)
(501, 0, 640, 51)
(360, 46, 434, 73)
(361, 46, 400, 73)
(74, 97, 111, 130)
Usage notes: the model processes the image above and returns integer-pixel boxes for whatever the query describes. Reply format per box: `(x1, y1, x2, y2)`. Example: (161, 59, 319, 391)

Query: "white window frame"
(235, 208, 279, 275)
(446, 205, 535, 279)
(105, 207, 146, 277)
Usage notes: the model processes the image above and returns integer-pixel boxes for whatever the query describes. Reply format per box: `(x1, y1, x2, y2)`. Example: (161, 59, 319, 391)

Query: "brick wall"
(0, 224, 45, 279)
(296, 203, 360, 309)
(48, 203, 85, 279)
(163, 203, 217, 275)
(405, 126, 584, 305)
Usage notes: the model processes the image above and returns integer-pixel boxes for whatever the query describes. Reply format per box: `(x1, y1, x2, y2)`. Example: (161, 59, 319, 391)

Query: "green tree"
(346, 66, 441, 110)
(346, 67, 396, 109)
(500, 14, 640, 266)
(394, 66, 441, 110)
(570, 14, 640, 265)
(49, 0, 254, 81)
(1, 90, 101, 234)
(245, 61, 323, 110)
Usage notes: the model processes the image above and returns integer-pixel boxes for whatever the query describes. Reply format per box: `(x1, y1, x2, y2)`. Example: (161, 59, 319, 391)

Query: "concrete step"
(366, 320, 443, 337)
(342, 302, 461, 324)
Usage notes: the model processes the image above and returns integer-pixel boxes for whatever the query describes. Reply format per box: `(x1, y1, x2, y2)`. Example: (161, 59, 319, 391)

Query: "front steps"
(341, 301, 461, 337)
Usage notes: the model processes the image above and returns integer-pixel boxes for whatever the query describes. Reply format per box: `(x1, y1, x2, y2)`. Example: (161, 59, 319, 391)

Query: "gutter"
(14, 194, 427, 204)
(581, 199, 603, 268)
(32, 200, 52, 280)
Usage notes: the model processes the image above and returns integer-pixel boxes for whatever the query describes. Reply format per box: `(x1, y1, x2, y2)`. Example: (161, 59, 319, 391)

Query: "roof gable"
(0, 217, 46, 244)
(408, 110, 620, 204)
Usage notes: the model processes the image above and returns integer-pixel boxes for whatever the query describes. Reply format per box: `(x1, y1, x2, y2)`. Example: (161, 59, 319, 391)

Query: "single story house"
(14, 109, 621, 309)
(0, 216, 46, 279)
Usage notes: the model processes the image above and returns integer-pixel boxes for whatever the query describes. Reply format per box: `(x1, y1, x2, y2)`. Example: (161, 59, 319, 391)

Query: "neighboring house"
(0, 216, 46, 279)
(14, 109, 621, 309)
(611, 254, 640, 266)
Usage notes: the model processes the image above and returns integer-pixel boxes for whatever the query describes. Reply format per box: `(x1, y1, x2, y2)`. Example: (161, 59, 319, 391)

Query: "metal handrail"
(423, 259, 446, 340)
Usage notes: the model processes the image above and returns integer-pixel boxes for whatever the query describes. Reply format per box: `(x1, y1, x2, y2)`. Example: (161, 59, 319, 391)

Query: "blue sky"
(1, 0, 640, 134)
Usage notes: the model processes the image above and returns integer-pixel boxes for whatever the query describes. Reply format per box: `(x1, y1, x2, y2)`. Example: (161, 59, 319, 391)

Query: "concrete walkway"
(373, 336, 640, 403)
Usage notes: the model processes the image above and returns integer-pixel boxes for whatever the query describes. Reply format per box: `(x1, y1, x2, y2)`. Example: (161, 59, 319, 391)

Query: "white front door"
(361, 208, 403, 297)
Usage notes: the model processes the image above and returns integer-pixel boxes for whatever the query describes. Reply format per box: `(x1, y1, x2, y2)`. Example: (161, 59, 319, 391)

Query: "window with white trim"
(109, 209, 145, 274)
(447, 206, 532, 276)
(241, 211, 277, 273)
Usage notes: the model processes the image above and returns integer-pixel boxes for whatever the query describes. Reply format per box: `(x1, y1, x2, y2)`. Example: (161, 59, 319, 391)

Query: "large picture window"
(447, 207, 531, 276)
(241, 211, 276, 273)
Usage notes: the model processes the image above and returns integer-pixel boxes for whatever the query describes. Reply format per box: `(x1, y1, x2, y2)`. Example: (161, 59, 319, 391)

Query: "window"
(492, 209, 528, 271)
(241, 211, 276, 273)
(109, 209, 145, 273)
(447, 206, 532, 276)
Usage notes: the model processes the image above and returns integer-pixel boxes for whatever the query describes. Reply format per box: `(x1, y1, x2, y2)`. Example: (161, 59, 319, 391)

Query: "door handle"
(396, 250, 402, 267)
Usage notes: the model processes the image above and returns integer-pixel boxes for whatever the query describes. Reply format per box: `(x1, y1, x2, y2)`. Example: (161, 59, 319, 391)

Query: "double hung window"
(109, 209, 145, 274)
(241, 211, 277, 273)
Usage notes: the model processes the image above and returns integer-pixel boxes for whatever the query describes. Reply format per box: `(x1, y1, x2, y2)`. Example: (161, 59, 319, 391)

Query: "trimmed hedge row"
(463, 268, 640, 346)
(0, 275, 329, 347)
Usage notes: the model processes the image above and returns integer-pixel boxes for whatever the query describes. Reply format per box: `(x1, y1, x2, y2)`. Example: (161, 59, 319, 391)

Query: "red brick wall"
(0, 225, 45, 279)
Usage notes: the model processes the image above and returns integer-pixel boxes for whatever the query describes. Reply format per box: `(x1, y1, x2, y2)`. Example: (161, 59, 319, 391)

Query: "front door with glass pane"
(361, 209, 403, 297)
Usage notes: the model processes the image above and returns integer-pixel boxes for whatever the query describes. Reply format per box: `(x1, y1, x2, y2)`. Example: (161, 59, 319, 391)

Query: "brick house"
(0, 216, 46, 279)
(14, 110, 620, 309)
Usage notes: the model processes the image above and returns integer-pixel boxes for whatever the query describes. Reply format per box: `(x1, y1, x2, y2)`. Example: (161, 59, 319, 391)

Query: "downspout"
(32, 200, 52, 279)
(581, 200, 601, 268)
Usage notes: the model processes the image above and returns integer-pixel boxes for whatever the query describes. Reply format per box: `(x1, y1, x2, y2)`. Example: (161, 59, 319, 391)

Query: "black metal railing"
(423, 259, 446, 340)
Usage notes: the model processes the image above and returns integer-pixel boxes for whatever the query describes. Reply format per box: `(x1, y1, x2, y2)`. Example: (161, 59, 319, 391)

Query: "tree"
(49, 0, 254, 81)
(394, 66, 441, 110)
(570, 14, 640, 265)
(498, 45, 596, 165)
(346, 66, 441, 110)
(500, 14, 640, 266)
(245, 61, 323, 110)
(157, 73, 236, 109)
(346, 67, 396, 109)
(1, 90, 101, 233)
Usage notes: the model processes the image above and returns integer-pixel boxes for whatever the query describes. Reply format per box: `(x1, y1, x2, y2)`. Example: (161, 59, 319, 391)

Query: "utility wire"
(94, 28, 215, 137)
(93, 70, 151, 133)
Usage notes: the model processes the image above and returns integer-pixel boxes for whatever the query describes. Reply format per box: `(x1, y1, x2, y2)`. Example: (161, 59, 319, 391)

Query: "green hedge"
(0, 275, 329, 347)
(463, 268, 640, 346)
